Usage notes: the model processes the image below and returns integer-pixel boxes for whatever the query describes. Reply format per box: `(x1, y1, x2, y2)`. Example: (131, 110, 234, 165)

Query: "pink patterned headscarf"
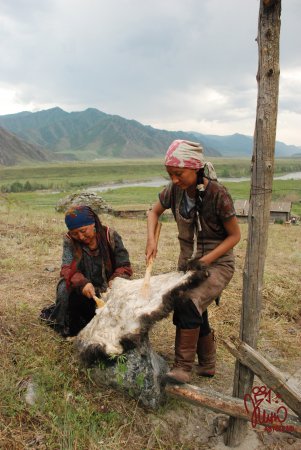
(164, 140, 205, 170)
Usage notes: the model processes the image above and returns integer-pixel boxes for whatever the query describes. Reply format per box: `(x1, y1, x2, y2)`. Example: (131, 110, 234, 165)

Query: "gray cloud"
(0, 0, 300, 145)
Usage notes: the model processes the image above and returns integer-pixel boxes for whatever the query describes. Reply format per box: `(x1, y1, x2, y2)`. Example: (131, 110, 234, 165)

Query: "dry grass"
(0, 205, 300, 449)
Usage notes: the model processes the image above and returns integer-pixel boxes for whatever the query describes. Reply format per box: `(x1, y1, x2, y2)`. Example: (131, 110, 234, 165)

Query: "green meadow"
(1, 159, 300, 216)
(0, 160, 166, 192)
(1, 158, 301, 191)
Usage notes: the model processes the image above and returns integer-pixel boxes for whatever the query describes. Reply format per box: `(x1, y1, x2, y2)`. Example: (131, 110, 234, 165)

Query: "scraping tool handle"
(93, 295, 105, 308)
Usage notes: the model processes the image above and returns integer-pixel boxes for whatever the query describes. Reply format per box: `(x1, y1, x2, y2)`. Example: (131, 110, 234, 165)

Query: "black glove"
(175, 258, 210, 294)
(183, 258, 210, 290)
(186, 258, 209, 274)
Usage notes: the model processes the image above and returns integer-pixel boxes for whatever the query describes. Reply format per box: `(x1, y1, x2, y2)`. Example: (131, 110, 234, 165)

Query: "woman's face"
(166, 166, 197, 190)
(69, 223, 96, 245)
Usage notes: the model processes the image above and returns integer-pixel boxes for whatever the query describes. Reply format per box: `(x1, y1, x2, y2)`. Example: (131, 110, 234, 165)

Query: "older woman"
(146, 140, 240, 383)
(41, 205, 132, 337)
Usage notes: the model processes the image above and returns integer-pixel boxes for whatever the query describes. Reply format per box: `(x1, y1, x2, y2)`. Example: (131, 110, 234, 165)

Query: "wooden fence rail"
(223, 337, 301, 418)
(165, 383, 301, 438)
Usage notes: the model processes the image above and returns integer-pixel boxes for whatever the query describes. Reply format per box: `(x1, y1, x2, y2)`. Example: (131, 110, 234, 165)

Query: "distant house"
(112, 209, 147, 219)
(234, 200, 292, 223)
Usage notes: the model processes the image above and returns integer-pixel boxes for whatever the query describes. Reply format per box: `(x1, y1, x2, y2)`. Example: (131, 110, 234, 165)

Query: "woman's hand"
(82, 282, 95, 299)
(199, 254, 212, 265)
(146, 200, 165, 263)
(145, 237, 157, 263)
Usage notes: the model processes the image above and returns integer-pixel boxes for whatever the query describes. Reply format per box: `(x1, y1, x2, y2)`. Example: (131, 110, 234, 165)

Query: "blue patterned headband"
(65, 205, 95, 230)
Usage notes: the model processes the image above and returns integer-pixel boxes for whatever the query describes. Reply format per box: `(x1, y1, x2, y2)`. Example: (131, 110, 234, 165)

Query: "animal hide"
(76, 265, 209, 366)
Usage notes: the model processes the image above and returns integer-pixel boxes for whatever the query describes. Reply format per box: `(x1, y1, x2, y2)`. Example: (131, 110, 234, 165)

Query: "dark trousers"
(68, 291, 96, 336)
(173, 298, 211, 335)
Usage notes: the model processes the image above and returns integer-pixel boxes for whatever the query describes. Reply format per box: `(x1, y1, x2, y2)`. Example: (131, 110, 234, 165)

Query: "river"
(86, 172, 301, 193)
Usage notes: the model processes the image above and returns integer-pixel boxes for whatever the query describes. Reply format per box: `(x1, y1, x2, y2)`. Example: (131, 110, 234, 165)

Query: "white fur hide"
(76, 271, 190, 356)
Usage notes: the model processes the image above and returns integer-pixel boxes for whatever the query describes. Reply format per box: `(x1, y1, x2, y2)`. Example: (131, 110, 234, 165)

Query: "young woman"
(146, 140, 240, 383)
(41, 205, 132, 337)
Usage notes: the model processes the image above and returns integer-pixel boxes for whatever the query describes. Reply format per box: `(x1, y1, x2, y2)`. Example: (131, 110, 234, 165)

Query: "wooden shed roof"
(234, 200, 291, 216)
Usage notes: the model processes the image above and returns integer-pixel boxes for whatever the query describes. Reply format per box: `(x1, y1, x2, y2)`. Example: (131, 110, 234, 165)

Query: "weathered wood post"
(225, 0, 282, 446)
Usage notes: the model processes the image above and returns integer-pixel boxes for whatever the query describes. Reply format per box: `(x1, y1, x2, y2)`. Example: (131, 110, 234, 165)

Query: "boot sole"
(163, 374, 187, 385)
(196, 373, 215, 378)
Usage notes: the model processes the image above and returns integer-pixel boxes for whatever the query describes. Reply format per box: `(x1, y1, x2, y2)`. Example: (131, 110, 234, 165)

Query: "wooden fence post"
(225, 0, 282, 446)
(223, 337, 301, 418)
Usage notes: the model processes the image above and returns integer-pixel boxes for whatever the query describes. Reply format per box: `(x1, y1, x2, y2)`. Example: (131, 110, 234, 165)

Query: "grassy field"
(0, 161, 166, 192)
(103, 179, 301, 216)
(2, 177, 301, 217)
(1, 158, 301, 192)
(0, 160, 301, 448)
(1, 158, 300, 217)
(0, 198, 301, 448)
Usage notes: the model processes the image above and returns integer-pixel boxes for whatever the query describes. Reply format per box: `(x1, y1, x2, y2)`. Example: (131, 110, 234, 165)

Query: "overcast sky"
(0, 0, 300, 146)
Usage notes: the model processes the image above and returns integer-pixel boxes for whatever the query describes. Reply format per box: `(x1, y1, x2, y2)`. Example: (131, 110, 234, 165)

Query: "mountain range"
(0, 126, 51, 165)
(0, 107, 300, 165)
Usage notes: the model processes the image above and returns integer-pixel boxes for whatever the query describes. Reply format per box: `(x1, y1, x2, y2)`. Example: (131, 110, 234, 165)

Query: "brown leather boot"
(165, 327, 200, 384)
(195, 330, 216, 377)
